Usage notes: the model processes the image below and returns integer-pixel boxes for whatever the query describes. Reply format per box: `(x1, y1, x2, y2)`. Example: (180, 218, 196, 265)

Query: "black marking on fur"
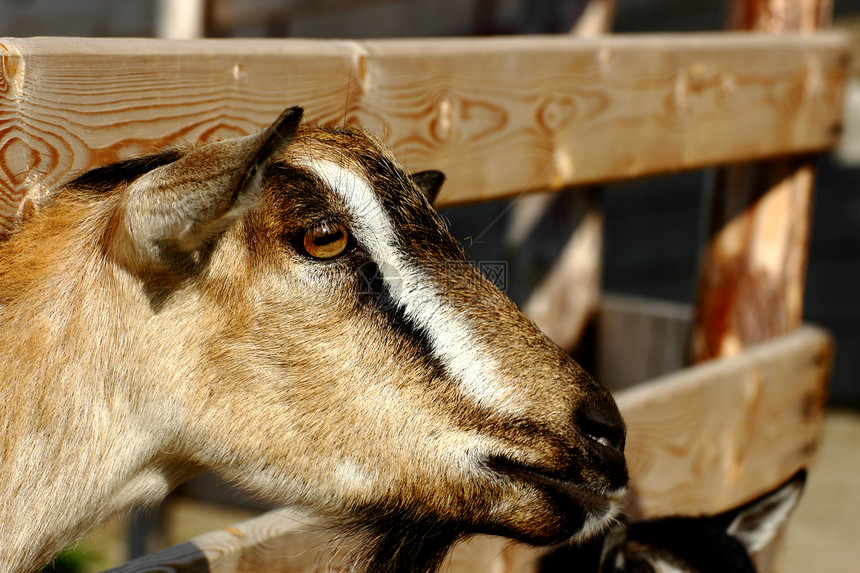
(65, 149, 184, 194)
(539, 536, 606, 573)
(260, 162, 445, 375)
(410, 170, 446, 205)
(356, 258, 437, 364)
(263, 164, 353, 237)
(341, 506, 465, 573)
(613, 516, 755, 573)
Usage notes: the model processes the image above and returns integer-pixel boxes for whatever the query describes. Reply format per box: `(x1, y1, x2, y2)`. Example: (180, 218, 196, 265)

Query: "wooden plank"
(727, 0, 832, 32)
(689, 0, 833, 362)
(620, 325, 831, 519)
(105, 509, 545, 573)
(571, 0, 616, 36)
(690, 157, 816, 360)
(155, 0, 206, 39)
(106, 511, 348, 573)
(350, 33, 847, 203)
(109, 323, 831, 572)
(596, 294, 692, 390)
(0, 34, 849, 233)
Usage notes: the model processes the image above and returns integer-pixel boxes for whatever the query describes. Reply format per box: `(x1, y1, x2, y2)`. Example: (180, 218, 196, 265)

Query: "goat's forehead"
(277, 128, 449, 238)
(293, 129, 411, 190)
(287, 125, 403, 181)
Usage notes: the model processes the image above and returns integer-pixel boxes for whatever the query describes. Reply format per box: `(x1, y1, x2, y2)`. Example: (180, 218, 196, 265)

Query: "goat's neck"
(0, 420, 187, 572)
(0, 209, 193, 571)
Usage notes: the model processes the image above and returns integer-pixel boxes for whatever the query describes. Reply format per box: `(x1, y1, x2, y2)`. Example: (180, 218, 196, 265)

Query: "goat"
(540, 470, 806, 573)
(0, 106, 628, 573)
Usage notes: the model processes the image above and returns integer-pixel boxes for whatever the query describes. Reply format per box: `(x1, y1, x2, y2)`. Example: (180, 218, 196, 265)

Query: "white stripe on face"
(301, 159, 517, 412)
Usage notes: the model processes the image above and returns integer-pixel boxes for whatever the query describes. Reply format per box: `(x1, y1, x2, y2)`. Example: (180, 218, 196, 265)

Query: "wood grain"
(691, 157, 816, 360)
(618, 325, 831, 519)
(0, 34, 849, 233)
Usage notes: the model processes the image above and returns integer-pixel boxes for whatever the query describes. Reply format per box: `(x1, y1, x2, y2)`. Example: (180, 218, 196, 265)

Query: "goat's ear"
(121, 106, 303, 260)
(726, 470, 806, 554)
(411, 170, 445, 205)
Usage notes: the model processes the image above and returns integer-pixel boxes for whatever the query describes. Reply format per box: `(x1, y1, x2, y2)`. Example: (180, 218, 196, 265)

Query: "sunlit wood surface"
(0, 33, 848, 233)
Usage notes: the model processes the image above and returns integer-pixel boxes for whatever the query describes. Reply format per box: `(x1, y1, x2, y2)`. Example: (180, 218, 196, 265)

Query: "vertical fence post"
(690, 0, 834, 363)
(155, 0, 206, 39)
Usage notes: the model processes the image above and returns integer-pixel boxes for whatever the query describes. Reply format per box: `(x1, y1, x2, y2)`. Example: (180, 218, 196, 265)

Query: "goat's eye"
(301, 221, 351, 260)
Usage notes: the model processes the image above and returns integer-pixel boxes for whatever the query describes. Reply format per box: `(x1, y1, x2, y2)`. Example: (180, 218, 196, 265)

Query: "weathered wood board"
(108, 310, 832, 573)
(0, 33, 849, 232)
(106, 511, 545, 573)
(617, 325, 831, 519)
(596, 295, 692, 389)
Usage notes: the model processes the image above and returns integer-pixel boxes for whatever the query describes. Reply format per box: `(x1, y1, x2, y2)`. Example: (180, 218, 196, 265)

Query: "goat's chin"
(337, 510, 465, 573)
(479, 458, 628, 547)
(479, 500, 623, 551)
(332, 490, 623, 573)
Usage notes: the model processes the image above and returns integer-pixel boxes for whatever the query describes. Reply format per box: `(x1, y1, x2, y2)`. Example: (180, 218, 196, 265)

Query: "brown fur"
(0, 108, 627, 572)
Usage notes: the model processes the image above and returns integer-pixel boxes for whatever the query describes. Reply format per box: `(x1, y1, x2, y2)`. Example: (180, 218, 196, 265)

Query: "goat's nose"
(576, 398, 627, 467)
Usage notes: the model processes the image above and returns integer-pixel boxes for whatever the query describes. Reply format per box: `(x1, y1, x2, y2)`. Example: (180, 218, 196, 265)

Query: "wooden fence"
(0, 34, 846, 224)
(0, 7, 849, 572)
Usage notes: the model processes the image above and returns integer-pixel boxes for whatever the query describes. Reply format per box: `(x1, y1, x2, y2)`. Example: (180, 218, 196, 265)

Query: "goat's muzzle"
(483, 381, 628, 545)
(577, 395, 628, 487)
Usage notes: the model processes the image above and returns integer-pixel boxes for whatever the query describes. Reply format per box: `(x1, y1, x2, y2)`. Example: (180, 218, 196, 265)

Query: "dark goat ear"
(120, 106, 303, 261)
(726, 470, 806, 554)
(411, 170, 446, 205)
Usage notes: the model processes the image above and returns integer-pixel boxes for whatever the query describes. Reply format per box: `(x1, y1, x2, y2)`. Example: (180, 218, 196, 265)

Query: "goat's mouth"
(488, 457, 619, 512)
(485, 456, 625, 543)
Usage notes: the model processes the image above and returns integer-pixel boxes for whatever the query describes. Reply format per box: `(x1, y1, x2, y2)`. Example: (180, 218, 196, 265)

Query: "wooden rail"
(106, 510, 546, 572)
(0, 33, 849, 232)
(1, 27, 846, 572)
(618, 324, 831, 519)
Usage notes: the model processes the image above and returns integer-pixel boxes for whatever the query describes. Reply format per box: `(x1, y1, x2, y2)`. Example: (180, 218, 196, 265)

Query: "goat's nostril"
(588, 434, 614, 449)
(575, 401, 629, 492)
(578, 406, 626, 456)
